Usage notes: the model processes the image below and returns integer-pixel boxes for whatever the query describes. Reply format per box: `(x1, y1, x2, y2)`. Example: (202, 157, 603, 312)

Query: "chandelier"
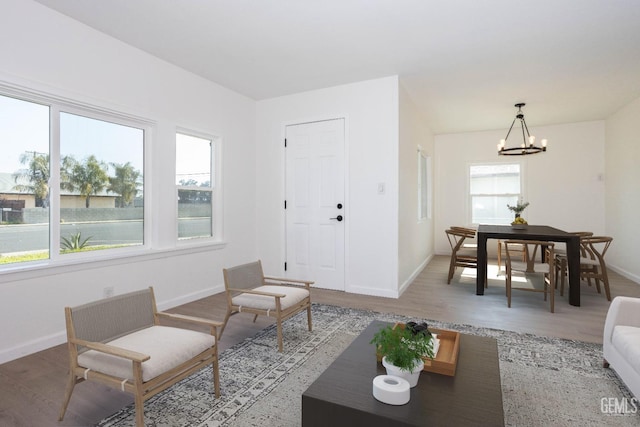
(497, 103, 547, 156)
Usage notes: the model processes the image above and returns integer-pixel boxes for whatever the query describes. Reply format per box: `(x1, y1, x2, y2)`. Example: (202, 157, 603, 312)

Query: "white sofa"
(603, 296, 640, 398)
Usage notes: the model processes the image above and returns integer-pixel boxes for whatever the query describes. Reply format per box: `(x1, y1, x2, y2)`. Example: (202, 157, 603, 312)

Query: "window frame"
(468, 161, 525, 226)
(417, 147, 431, 221)
(175, 127, 223, 245)
(0, 84, 152, 272)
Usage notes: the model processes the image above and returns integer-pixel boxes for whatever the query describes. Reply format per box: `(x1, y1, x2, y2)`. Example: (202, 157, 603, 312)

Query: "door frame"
(281, 115, 350, 290)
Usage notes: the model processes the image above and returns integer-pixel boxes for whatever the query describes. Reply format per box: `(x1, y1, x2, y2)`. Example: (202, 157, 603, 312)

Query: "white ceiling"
(34, 0, 640, 134)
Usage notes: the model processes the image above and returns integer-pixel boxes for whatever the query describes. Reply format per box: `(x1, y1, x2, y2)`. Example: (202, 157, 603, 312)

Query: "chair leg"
(549, 272, 555, 313)
(252, 314, 259, 323)
(506, 268, 512, 308)
(133, 364, 145, 427)
(212, 353, 221, 398)
(307, 304, 313, 331)
(58, 372, 78, 421)
(134, 394, 144, 427)
(559, 259, 567, 297)
(218, 307, 233, 340)
(447, 257, 456, 284)
(602, 270, 612, 301)
(276, 317, 283, 352)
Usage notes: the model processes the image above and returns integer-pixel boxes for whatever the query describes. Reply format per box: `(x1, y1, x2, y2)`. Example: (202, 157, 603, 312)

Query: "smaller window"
(469, 163, 521, 225)
(417, 149, 430, 220)
(176, 132, 215, 240)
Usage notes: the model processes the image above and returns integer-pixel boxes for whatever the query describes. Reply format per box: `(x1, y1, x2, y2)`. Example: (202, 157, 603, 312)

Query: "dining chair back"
(504, 240, 555, 313)
(555, 232, 593, 293)
(445, 227, 478, 285)
(578, 236, 614, 301)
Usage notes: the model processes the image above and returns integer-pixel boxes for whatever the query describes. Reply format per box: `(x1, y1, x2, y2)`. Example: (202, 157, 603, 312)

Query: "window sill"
(0, 241, 227, 284)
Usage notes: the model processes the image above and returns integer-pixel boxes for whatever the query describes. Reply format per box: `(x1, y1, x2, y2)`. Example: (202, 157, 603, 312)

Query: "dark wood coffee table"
(302, 320, 504, 426)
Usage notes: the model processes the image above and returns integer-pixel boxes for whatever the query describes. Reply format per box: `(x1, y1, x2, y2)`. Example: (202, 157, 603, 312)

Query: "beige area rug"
(99, 304, 639, 426)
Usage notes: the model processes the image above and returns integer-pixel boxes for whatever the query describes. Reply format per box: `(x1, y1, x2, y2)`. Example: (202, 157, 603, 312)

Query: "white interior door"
(285, 119, 345, 290)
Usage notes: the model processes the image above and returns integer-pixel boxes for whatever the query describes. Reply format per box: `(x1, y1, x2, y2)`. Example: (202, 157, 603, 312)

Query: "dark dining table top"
(477, 224, 575, 241)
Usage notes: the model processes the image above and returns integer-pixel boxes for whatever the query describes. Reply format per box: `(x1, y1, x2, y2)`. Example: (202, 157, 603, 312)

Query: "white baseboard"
(345, 285, 399, 299)
(156, 284, 224, 311)
(0, 284, 225, 365)
(0, 331, 67, 365)
(399, 255, 433, 296)
(608, 264, 640, 286)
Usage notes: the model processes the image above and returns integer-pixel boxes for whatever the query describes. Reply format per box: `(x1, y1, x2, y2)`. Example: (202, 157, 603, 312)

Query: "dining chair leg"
(506, 267, 512, 308)
(447, 257, 456, 284)
(602, 270, 612, 301)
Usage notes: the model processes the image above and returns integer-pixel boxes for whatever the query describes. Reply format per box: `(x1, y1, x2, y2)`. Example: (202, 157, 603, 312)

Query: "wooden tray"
(421, 328, 460, 376)
(376, 324, 461, 377)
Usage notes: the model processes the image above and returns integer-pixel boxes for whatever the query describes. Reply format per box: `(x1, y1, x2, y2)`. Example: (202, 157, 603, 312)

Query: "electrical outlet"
(103, 286, 114, 298)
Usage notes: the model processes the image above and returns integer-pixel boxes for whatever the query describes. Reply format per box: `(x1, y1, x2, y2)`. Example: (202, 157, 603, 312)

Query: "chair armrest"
(603, 297, 640, 343)
(264, 276, 314, 288)
(238, 288, 287, 298)
(71, 338, 150, 363)
(156, 312, 223, 328)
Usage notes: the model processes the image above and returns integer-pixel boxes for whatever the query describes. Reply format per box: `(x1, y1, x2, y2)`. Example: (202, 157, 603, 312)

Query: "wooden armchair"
(219, 260, 314, 352)
(58, 287, 221, 427)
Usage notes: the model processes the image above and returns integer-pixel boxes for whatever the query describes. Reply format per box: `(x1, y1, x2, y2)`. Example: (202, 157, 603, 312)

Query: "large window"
(176, 131, 216, 240)
(469, 163, 522, 225)
(0, 91, 146, 267)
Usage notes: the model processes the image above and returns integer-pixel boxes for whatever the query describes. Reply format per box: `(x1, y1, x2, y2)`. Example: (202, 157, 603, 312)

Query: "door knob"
(337, 203, 343, 209)
(330, 215, 343, 222)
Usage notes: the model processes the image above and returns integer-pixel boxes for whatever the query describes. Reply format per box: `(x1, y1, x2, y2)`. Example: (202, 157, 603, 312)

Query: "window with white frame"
(418, 149, 431, 220)
(0, 91, 146, 268)
(176, 131, 217, 240)
(469, 163, 522, 225)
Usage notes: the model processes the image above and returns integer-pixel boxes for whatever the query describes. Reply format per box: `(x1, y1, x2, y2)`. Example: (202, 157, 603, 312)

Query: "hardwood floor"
(1, 255, 638, 426)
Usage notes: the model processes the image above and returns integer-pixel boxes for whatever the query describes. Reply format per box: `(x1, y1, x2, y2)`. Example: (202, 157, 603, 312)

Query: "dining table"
(476, 224, 582, 307)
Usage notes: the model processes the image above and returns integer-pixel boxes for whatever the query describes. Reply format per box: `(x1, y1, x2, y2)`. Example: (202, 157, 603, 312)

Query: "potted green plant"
(370, 321, 435, 387)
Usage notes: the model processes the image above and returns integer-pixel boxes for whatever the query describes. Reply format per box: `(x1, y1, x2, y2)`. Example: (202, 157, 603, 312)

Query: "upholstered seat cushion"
(611, 325, 640, 375)
(78, 325, 216, 382)
(232, 285, 309, 311)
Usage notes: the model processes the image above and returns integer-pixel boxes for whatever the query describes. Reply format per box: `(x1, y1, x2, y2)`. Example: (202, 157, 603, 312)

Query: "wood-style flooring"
(1, 255, 638, 426)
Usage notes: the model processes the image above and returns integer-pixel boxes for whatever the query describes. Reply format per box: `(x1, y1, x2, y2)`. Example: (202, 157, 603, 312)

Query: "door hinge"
(284, 262, 287, 271)
(284, 138, 287, 147)
(284, 200, 287, 209)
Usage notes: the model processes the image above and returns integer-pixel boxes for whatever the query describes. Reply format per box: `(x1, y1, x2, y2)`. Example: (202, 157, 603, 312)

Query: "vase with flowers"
(507, 199, 529, 226)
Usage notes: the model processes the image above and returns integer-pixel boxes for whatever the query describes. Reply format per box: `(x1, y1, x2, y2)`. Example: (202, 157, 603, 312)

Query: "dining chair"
(559, 236, 613, 301)
(555, 232, 593, 295)
(496, 240, 526, 273)
(504, 240, 555, 313)
(445, 227, 480, 285)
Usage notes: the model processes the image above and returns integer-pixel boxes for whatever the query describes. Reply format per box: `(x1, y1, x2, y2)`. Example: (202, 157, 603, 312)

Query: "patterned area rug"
(98, 304, 638, 426)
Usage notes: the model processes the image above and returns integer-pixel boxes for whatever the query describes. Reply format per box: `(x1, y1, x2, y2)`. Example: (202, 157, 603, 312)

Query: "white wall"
(0, 0, 257, 363)
(434, 121, 606, 255)
(605, 96, 640, 282)
(255, 76, 401, 298)
(398, 83, 435, 292)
